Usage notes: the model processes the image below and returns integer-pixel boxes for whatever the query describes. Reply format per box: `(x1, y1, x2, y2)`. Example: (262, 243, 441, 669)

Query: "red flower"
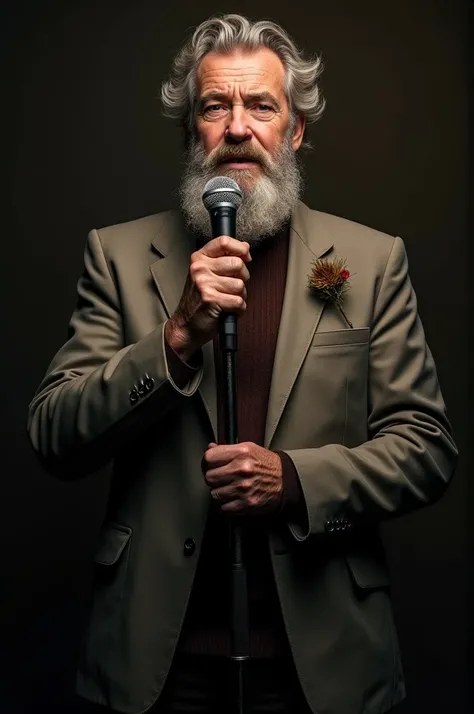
(308, 257, 353, 328)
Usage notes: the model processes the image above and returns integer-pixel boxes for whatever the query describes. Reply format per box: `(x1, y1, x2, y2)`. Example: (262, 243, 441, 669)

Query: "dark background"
(1, 0, 470, 712)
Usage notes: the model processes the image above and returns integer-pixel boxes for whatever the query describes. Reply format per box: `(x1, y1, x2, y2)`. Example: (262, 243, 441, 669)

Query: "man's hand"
(165, 236, 251, 361)
(202, 442, 284, 516)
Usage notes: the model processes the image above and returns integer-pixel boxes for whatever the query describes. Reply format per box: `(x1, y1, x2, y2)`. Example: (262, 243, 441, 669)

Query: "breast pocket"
(287, 328, 370, 448)
(310, 327, 370, 349)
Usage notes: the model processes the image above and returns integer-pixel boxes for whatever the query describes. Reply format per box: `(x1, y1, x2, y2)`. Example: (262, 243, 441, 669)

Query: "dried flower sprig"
(308, 257, 353, 328)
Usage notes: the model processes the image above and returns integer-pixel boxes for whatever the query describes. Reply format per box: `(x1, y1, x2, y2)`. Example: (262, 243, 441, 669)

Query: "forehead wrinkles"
(199, 64, 267, 77)
(198, 68, 277, 89)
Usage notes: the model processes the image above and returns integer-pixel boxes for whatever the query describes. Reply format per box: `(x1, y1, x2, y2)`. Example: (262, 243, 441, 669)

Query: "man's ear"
(291, 114, 306, 151)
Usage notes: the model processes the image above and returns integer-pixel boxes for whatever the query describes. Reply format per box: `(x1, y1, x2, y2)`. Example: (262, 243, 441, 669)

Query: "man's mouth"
(219, 157, 259, 165)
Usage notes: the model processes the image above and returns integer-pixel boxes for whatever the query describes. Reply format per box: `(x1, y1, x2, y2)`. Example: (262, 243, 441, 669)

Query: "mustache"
(202, 143, 273, 171)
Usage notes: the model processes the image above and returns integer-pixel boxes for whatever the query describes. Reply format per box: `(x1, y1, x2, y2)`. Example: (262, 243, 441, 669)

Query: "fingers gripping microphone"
(202, 177, 243, 355)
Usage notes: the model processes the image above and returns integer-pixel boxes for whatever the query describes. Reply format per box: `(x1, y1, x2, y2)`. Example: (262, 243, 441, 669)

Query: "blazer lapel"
(150, 211, 217, 440)
(264, 203, 333, 448)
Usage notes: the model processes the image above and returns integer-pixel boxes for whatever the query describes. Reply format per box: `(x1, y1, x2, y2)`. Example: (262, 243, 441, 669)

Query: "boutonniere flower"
(308, 257, 353, 328)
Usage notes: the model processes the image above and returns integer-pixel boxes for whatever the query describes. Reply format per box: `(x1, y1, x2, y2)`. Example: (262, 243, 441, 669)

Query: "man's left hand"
(202, 442, 283, 516)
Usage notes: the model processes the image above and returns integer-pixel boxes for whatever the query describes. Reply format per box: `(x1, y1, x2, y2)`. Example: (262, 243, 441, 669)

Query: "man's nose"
(225, 106, 252, 143)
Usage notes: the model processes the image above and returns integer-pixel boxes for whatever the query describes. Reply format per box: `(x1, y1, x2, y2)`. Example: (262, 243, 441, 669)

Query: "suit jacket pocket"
(93, 522, 132, 602)
(311, 327, 370, 348)
(345, 551, 390, 590)
(296, 327, 370, 447)
(94, 522, 132, 565)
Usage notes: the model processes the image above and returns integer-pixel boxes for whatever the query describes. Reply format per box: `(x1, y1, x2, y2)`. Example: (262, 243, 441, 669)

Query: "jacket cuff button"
(144, 375, 155, 392)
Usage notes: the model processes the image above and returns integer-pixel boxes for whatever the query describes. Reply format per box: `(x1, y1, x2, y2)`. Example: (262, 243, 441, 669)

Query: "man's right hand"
(165, 236, 251, 361)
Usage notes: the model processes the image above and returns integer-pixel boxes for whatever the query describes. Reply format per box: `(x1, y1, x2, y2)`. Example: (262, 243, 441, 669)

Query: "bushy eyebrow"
(197, 91, 282, 112)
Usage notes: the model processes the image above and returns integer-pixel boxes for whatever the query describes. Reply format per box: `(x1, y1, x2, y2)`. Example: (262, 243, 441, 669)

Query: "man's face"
(179, 47, 305, 244)
(194, 48, 304, 188)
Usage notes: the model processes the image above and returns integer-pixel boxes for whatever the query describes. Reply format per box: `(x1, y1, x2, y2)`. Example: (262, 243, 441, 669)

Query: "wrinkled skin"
(202, 442, 284, 516)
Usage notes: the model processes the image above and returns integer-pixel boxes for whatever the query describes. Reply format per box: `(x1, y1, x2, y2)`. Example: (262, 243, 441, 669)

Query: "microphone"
(202, 176, 243, 240)
(202, 177, 244, 354)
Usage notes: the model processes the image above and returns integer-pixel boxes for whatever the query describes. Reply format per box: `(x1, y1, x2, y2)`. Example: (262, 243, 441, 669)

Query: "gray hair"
(161, 14, 325, 139)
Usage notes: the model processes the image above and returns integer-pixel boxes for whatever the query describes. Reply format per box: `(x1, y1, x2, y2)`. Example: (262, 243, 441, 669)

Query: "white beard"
(179, 135, 304, 247)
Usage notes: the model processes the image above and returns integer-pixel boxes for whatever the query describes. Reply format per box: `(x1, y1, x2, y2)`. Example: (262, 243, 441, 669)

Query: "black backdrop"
(1, 1, 470, 712)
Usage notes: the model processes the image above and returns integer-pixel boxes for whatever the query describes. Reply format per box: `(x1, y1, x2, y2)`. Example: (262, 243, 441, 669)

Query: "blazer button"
(144, 375, 155, 392)
(137, 379, 147, 397)
(325, 521, 335, 533)
(129, 388, 139, 404)
(183, 538, 196, 556)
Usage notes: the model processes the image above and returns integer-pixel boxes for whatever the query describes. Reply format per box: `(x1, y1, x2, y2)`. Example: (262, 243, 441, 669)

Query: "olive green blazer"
(27, 202, 457, 714)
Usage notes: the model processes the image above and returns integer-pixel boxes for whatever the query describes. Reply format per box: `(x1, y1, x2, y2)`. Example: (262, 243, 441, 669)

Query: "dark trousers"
(77, 652, 313, 713)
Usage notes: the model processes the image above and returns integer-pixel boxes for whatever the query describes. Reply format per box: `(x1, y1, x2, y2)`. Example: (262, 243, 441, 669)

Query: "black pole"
(219, 314, 250, 714)
(213, 205, 249, 714)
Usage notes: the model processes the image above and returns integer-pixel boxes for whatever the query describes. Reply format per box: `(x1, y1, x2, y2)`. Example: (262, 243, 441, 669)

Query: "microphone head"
(202, 176, 243, 212)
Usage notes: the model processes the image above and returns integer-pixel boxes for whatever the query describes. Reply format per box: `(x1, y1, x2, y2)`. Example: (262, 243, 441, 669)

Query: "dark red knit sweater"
(165, 227, 305, 658)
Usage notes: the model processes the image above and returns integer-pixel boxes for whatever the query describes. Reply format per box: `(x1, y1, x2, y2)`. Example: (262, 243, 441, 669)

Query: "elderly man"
(27, 13, 457, 714)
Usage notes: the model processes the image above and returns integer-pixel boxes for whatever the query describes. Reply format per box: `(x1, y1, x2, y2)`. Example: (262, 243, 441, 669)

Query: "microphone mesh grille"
(202, 177, 243, 210)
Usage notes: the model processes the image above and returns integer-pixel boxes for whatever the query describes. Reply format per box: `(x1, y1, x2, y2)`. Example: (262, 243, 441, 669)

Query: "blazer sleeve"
(27, 229, 203, 479)
(280, 236, 458, 541)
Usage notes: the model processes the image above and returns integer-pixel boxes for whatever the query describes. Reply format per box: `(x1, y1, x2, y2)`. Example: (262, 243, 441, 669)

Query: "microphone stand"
(219, 311, 249, 714)
(219, 313, 250, 714)
(206, 187, 249, 714)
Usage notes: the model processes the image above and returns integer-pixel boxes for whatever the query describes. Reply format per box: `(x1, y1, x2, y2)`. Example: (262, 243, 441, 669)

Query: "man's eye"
(203, 104, 225, 114)
(250, 104, 276, 117)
